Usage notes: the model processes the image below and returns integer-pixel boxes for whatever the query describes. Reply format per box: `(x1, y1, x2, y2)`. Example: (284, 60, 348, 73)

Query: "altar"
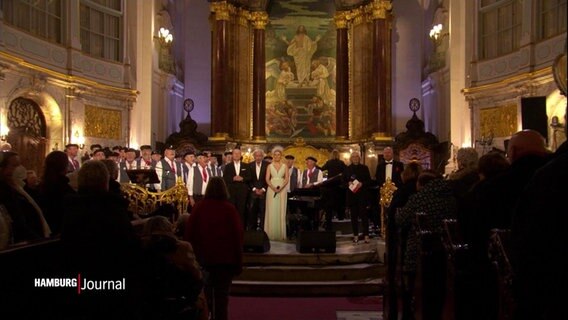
(205, 0, 395, 155)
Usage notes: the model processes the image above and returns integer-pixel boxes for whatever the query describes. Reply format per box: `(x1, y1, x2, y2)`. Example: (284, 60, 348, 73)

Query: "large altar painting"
(265, 0, 336, 141)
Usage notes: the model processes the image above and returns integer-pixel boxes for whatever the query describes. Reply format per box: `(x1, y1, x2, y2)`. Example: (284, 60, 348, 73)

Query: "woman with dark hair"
(37, 151, 76, 235)
(0, 151, 50, 244)
(184, 177, 243, 320)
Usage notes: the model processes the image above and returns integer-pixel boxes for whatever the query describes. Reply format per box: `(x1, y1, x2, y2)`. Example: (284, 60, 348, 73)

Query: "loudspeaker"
(243, 231, 270, 253)
(521, 97, 548, 142)
(296, 231, 336, 253)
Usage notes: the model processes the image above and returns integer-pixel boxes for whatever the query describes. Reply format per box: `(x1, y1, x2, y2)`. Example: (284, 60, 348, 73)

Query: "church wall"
(391, 0, 425, 136)
(0, 6, 136, 154)
(184, 0, 211, 135)
(464, 0, 567, 153)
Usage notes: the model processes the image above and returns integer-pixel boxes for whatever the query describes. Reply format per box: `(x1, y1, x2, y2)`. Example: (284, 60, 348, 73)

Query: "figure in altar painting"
(310, 58, 336, 106)
(265, 0, 336, 140)
(282, 25, 321, 86)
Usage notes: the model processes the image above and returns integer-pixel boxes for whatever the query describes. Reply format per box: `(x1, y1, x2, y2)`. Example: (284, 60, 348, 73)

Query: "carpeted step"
(230, 278, 384, 297)
(236, 263, 385, 282)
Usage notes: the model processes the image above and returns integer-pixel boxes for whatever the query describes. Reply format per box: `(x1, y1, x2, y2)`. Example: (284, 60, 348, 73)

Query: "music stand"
(126, 169, 160, 186)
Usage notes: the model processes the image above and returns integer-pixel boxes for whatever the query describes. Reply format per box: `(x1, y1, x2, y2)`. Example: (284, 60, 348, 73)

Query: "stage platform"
(232, 237, 386, 297)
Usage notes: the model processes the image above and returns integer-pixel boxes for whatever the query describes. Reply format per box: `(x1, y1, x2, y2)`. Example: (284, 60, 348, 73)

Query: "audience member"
(385, 161, 422, 318)
(37, 151, 76, 235)
(185, 177, 243, 320)
(396, 170, 457, 319)
(511, 114, 567, 319)
(448, 147, 479, 199)
(61, 160, 140, 275)
(0, 151, 50, 243)
(141, 216, 208, 320)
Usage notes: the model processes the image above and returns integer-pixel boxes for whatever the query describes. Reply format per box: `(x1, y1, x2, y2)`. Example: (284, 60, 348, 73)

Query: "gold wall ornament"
(366, 0, 392, 20)
(282, 143, 331, 172)
(84, 105, 122, 140)
(210, 1, 235, 21)
(121, 177, 188, 222)
(379, 178, 397, 237)
(334, 11, 349, 29)
(250, 11, 268, 29)
(237, 8, 251, 27)
(479, 104, 518, 138)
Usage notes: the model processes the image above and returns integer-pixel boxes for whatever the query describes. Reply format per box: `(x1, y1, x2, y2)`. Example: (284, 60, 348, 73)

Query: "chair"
(488, 229, 515, 320)
(413, 212, 446, 320)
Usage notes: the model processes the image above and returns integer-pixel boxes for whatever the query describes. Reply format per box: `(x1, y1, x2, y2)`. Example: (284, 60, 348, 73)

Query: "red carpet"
(229, 296, 382, 320)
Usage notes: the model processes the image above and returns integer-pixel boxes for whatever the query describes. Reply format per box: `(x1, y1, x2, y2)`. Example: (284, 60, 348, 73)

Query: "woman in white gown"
(264, 147, 289, 241)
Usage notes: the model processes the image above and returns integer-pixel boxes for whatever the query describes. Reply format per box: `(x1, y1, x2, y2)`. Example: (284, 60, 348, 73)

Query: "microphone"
(274, 186, 280, 198)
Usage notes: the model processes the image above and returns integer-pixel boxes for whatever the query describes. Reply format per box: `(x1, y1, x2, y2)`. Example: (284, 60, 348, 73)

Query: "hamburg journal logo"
(34, 274, 126, 294)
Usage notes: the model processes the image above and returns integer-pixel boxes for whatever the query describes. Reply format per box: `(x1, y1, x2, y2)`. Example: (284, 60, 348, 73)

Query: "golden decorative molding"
(210, 1, 235, 21)
(351, 7, 366, 26)
(366, 0, 392, 20)
(84, 105, 122, 140)
(334, 11, 349, 29)
(282, 144, 330, 172)
(237, 8, 251, 27)
(0, 52, 138, 97)
(479, 104, 518, 138)
(209, 132, 230, 141)
(250, 11, 268, 29)
(121, 177, 188, 220)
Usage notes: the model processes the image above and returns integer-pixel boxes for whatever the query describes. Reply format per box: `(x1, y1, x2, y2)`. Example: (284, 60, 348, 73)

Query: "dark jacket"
(376, 160, 404, 187)
(37, 175, 76, 235)
(396, 179, 457, 272)
(248, 161, 268, 192)
(61, 191, 140, 275)
(343, 163, 371, 206)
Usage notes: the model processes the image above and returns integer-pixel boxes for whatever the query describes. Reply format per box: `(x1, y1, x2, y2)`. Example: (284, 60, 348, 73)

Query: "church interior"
(0, 0, 566, 319)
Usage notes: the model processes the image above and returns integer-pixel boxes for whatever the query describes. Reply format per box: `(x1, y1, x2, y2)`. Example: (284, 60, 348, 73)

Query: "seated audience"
(511, 121, 567, 319)
(0, 151, 50, 243)
(37, 151, 76, 235)
(458, 152, 511, 319)
(185, 177, 243, 320)
(141, 216, 208, 320)
(61, 160, 142, 317)
(396, 170, 457, 319)
(448, 147, 479, 199)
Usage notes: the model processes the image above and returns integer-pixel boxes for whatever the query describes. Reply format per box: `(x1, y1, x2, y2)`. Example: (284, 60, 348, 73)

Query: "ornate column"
(370, 0, 392, 138)
(250, 11, 268, 141)
(210, 2, 231, 139)
(334, 12, 349, 139)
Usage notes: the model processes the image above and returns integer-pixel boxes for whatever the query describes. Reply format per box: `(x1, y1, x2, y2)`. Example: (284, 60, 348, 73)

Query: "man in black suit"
(223, 148, 251, 228)
(375, 147, 404, 187)
(373, 147, 404, 234)
(321, 149, 347, 229)
(247, 149, 268, 231)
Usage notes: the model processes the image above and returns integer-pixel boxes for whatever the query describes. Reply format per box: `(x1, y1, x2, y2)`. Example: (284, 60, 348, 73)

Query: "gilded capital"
(334, 11, 349, 29)
(237, 8, 251, 27)
(211, 1, 232, 21)
(367, 0, 392, 20)
(250, 11, 269, 29)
